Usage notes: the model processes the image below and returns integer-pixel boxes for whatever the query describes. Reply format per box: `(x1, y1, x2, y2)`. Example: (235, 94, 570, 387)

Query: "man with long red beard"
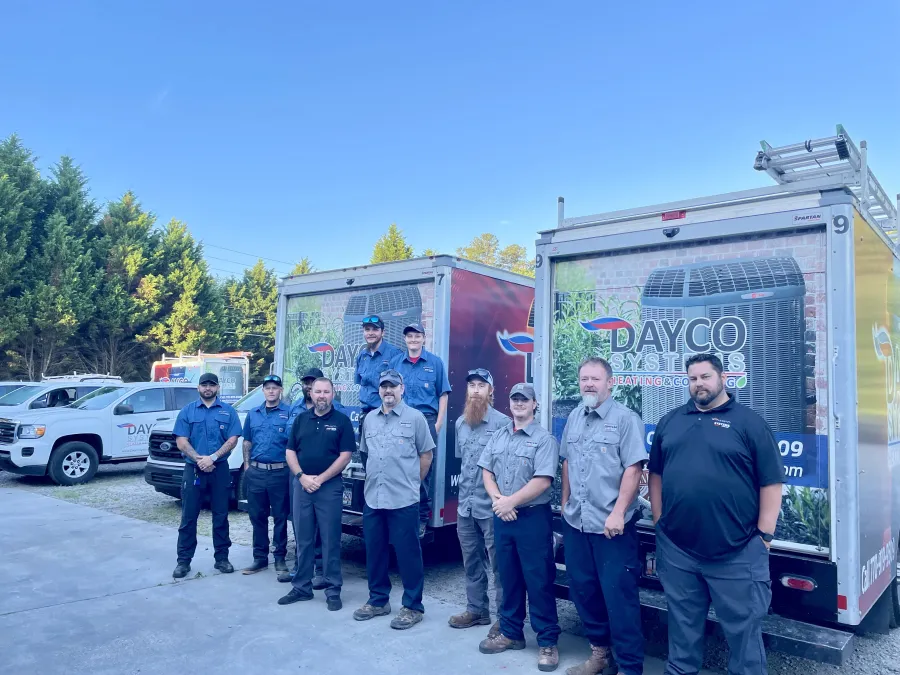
(448, 368, 509, 637)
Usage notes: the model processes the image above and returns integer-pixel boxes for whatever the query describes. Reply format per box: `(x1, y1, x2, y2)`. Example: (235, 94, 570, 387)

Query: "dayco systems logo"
(307, 342, 362, 393)
(581, 315, 748, 388)
(117, 422, 156, 445)
(496, 331, 534, 382)
(872, 324, 900, 442)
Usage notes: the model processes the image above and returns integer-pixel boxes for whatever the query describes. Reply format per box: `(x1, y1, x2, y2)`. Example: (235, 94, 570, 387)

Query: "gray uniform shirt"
(360, 400, 436, 510)
(560, 396, 647, 532)
(477, 420, 559, 507)
(456, 406, 511, 519)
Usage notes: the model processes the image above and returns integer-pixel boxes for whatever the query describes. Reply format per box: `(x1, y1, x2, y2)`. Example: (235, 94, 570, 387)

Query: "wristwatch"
(757, 529, 774, 543)
(295, 470, 304, 480)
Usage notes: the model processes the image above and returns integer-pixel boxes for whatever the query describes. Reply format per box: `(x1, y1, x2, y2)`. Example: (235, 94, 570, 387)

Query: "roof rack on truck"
(40, 373, 123, 383)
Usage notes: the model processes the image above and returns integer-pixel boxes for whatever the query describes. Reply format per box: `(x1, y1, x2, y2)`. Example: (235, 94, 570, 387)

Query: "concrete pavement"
(0, 487, 709, 674)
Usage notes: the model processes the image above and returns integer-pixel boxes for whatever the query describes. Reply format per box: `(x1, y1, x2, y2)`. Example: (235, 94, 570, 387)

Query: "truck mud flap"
(553, 568, 855, 665)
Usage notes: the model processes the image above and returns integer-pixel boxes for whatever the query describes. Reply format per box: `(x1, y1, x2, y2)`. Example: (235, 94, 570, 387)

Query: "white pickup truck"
(0, 382, 197, 485)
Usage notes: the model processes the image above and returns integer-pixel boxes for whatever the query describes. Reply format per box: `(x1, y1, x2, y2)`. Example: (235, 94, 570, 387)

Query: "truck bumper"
(0, 441, 51, 475)
(144, 459, 184, 497)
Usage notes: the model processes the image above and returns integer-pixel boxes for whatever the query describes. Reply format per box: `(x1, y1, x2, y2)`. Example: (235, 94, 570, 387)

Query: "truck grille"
(148, 471, 182, 487)
(0, 421, 16, 444)
(148, 432, 181, 460)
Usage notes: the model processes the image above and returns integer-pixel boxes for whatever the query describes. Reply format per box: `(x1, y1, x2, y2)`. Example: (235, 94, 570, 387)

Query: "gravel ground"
(2, 464, 898, 674)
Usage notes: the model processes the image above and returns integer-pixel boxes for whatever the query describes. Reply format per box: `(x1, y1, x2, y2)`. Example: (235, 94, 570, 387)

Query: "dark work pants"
(287, 473, 323, 579)
(292, 476, 343, 598)
(563, 518, 644, 675)
(420, 412, 438, 524)
(245, 465, 290, 562)
(177, 461, 231, 564)
(494, 504, 561, 646)
(363, 502, 425, 612)
(656, 529, 771, 675)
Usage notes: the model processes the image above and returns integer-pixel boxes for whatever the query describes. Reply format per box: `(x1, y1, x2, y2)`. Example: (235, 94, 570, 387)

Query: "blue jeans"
(494, 504, 560, 646)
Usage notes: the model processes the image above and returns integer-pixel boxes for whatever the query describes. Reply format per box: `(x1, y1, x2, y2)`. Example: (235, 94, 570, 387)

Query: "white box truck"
(532, 126, 899, 664)
(273, 256, 535, 539)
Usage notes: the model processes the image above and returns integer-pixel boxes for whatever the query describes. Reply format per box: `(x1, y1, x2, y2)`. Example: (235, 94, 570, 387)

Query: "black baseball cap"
(262, 374, 283, 387)
(466, 368, 494, 387)
(199, 373, 219, 385)
(301, 368, 324, 382)
(362, 315, 385, 329)
(403, 322, 425, 335)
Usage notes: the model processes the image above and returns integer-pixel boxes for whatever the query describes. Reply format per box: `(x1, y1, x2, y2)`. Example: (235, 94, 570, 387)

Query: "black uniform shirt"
(288, 406, 355, 475)
(648, 394, 784, 561)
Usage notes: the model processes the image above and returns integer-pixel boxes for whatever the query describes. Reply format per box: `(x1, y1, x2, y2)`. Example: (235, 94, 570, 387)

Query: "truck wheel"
(230, 469, 247, 509)
(48, 442, 99, 486)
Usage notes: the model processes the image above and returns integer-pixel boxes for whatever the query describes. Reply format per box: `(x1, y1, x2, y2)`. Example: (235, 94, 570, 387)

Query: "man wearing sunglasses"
(393, 321, 451, 538)
(354, 315, 401, 424)
(353, 369, 435, 630)
(171, 373, 243, 579)
(448, 368, 508, 637)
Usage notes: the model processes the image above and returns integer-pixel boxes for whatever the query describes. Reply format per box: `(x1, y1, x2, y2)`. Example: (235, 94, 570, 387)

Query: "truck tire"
(48, 442, 99, 486)
(230, 469, 247, 510)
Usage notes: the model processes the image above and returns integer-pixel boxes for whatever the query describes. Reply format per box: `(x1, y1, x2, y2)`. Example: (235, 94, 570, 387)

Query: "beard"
(200, 390, 216, 401)
(314, 400, 331, 414)
(581, 393, 600, 409)
(463, 394, 490, 427)
(691, 381, 724, 406)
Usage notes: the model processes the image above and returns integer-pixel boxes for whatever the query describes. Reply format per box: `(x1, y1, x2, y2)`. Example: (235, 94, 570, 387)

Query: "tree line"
(0, 135, 534, 385)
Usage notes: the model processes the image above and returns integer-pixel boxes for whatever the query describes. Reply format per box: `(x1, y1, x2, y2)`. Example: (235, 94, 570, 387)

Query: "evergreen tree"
(370, 223, 414, 263)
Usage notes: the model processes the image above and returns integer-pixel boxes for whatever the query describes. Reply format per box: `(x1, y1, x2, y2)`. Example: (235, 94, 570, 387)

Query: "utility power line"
(203, 242, 297, 268)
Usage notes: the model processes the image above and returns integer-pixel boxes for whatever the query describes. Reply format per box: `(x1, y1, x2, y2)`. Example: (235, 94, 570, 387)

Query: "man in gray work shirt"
(353, 369, 435, 631)
(478, 382, 561, 673)
(561, 357, 647, 675)
(448, 368, 509, 637)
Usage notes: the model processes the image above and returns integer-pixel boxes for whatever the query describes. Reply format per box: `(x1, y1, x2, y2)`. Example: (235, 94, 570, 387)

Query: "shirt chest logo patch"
(524, 441, 537, 447)
(325, 424, 338, 432)
(712, 418, 731, 429)
(604, 423, 618, 432)
(279, 414, 289, 419)
(423, 366, 434, 373)
(400, 421, 412, 427)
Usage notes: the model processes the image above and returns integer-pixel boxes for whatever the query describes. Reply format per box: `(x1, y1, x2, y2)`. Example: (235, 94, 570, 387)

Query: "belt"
(421, 411, 438, 419)
(250, 461, 287, 470)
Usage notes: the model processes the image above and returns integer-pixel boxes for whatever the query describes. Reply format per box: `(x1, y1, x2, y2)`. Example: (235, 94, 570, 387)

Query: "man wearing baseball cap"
(171, 373, 243, 579)
(394, 321, 451, 537)
(240, 374, 292, 580)
(477, 382, 561, 672)
(448, 368, 509, 637)
(353, 369, 435, 630)
(353, 315, 401, 419)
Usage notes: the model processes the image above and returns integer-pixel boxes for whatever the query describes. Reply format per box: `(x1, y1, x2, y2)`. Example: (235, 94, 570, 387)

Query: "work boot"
(353, 603, 391, 621)
(538, 645, 559, 672)
(214, 559, 234, 574)
(327, 597, 343, 612)
(390, 607, 424, 630)
(273, 559, 291, 582)
(565, 645, 612, 675)
(172, 563, 190, 579)
(242, 560, 268, 575)
(278, 588, 314, 605)
(479, 633, 526, 654)
(448, 610, 491, 629)
(487, 620, 501, 639)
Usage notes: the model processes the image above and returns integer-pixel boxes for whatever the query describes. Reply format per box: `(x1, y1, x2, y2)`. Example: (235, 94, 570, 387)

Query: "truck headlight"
(18, 425, 46, 439)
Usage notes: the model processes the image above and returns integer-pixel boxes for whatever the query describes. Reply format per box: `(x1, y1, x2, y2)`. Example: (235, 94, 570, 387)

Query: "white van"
(0, 382, 196, 485)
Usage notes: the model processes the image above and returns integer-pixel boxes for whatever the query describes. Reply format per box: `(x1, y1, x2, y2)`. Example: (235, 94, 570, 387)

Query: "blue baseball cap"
(403, 322, 426, 334)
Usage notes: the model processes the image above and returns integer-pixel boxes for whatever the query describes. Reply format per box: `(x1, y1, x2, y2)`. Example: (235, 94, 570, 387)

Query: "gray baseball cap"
(403, 322, 425, 334)
(378, 369, 404, 386)
(466, 368, 494, 387)
(509, 382, 536, 400)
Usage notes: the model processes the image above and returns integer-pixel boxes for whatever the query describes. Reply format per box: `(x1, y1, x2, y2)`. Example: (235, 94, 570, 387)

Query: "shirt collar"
(195, 398, 221, 409)
(255, 401, 289, 415)
(685, 392, 735, 415)
(403, 349, 428, 362)
(512, 418, 540, 436)
(379, 400, 407, 417)
(584, 396, 614, 419)
(311, 404, 335, 419)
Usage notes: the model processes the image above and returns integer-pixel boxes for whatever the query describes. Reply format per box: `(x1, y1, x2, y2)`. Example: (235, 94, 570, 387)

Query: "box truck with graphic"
(273, 256, 534, 538)
(150, 352, 250, 404)
(532, 127, 899, 664)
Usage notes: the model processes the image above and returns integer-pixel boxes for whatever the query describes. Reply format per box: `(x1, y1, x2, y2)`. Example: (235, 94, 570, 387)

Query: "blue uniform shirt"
(393, 349, 451, 415)
(242, 401, 292, 463)
(354, 340, 402, 410)
(173, 398, 243, 463)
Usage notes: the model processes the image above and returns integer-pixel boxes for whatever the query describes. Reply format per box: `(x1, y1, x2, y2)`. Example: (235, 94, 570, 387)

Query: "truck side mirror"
(29, 400, 48, 409)
(114, 404, 134, 416)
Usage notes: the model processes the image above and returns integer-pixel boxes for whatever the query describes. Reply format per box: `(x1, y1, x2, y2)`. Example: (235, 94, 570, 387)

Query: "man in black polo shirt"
(278, 377, 354, 611)
(648, 353, 784, 675)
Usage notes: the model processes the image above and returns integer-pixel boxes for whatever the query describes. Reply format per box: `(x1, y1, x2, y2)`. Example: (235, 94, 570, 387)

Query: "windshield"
(235, 385, 266, 413)
(0, 384, 26, 398)
(0, 385, 47, 406)
(71, 386, 127, 410)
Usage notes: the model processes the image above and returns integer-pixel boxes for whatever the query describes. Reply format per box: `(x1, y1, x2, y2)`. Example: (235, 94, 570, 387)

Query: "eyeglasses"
(362, 316, 382, 326)
(468, 368, 490, 378)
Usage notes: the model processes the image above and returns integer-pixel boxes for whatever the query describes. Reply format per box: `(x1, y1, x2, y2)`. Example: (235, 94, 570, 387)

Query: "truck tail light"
(780, 575, 817, 592)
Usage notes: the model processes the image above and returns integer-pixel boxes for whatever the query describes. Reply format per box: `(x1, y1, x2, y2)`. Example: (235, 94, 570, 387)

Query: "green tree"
(224, 260, 278, 383)
(370, 223, 414, 263)
(457, 233, 535, 277)
(291, 256, 315, 275)
(421, 248, 441, 257)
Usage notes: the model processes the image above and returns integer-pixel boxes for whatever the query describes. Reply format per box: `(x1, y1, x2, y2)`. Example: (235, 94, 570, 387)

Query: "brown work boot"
(448, 610, 491, 629)
(565, 645, 612, 675)
(487, 620, 501, 638)
(538, 645, 559, 672)
(479, 632, 527, 654)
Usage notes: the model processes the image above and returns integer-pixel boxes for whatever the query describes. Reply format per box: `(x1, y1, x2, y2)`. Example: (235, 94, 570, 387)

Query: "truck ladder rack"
(755, 124, 899, 242)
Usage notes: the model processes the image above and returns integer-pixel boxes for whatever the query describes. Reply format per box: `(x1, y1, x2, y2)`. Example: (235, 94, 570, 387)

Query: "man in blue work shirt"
(393, 321, 451, 537)
(354, 315, 402, 419)
(172, 373, 243, 579)
(241, 374, 292, 580)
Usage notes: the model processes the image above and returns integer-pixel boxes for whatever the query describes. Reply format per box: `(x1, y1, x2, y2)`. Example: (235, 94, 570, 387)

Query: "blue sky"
(2, 1, 898, 277)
